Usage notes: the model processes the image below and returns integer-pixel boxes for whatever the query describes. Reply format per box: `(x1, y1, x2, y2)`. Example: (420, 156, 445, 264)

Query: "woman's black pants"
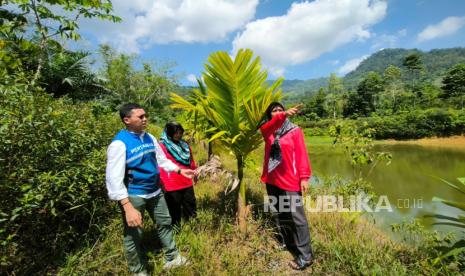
(266, 184, 313, 262)
(164, 186, 197, 227)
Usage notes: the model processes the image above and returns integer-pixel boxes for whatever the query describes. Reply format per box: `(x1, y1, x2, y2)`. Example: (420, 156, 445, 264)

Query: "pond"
(307, 137, 465, 235)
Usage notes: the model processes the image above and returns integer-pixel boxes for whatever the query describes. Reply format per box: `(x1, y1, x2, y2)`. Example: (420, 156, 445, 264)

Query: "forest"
(1, 0, 464, 274)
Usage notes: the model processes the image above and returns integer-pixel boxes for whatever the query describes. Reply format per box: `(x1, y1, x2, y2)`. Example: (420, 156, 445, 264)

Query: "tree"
(420, 83, 441, 108)
(170, 78, 216, 160)
(2, 0, 120, 82)
(403, 53, 424, 108)
(327, 72, 344, 94)
(326, 73, 344, 118)
(171, 49, 282, 231)
(343, 90, 363, 118)
(345, 72, 384, 117)
(383, 65, 403, 112)
(99, 45, 176, 119)
(442, 63, 465, 109)
(304, 88, 327, 118)
(39, 50, 108, 100)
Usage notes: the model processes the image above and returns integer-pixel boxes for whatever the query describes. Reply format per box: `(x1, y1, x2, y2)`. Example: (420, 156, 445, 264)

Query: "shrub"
(359, 108, 465, 139)
(0, 76, 121, 274)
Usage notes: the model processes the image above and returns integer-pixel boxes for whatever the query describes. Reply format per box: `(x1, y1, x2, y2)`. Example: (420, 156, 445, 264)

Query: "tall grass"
(57, 142, 462, 275)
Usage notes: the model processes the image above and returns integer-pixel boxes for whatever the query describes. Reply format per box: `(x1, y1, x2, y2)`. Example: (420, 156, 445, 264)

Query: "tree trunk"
(31, 0, 47, 85)
(236, 155, 248, 233)
(208, 141, 213, 160)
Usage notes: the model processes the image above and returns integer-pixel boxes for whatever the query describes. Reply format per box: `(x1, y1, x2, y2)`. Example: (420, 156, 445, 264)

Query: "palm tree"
(171, 78, 215, 159)
(171, 49, 282, 231)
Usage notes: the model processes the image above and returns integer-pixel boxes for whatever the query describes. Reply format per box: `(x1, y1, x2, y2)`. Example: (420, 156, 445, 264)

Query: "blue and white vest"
(113, 130, 160, 196)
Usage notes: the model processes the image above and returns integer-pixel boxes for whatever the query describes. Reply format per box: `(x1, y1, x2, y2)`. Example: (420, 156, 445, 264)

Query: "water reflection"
(308, 142, 465, 234)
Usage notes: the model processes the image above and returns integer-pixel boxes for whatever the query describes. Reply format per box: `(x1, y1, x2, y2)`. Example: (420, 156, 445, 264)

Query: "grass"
(57, 143, 463, 275)
(304, 134, 335, 145)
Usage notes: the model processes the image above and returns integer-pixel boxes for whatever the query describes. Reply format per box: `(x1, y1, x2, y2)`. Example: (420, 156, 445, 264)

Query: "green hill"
(273, 47, 465, 97)
(344, 47, 465, 88)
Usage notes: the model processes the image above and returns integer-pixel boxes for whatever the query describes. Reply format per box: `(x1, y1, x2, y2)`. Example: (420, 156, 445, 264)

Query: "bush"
(0, 76, 121, 274)
(359, 108, 465, 139)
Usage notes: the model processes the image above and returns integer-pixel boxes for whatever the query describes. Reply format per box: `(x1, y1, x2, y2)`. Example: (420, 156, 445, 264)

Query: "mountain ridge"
(271, 47, 465, 96)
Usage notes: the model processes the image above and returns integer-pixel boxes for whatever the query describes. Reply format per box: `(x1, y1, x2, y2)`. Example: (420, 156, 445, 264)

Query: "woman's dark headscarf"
(265, 102, 285, 121)
(263, 102, 298, 172)
(160, 122, 190, 166)
(164, 122, 185, 140)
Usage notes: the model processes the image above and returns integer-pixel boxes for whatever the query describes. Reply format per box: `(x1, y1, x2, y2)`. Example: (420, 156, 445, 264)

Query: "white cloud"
(186, 74, 198, 84)
(417, 16, 465, 42)
(268, 66, 285, 77)
(370, 28, 406, 50)
(338, 55, 369, 75)
(232, 0, 387, 74)
(80, 0, 259, 53)
(329, 60, 340, 65)
(397, 28, 407, 37)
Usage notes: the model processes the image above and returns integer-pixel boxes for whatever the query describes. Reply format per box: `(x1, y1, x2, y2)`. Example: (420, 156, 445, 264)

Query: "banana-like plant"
(171, 49, 282, 231)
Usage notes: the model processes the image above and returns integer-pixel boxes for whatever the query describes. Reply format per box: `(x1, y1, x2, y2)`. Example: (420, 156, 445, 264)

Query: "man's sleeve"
(105, 140, 129, 201)
(149, 133, 179, 172)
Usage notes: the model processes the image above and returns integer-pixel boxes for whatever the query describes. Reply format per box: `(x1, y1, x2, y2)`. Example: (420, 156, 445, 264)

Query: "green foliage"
(2, 0, 120, 40)
(2, 0, 120, 82)
(329, 121, 391, 179)
(301, 87, 327, 119)
(0, 75, 121, 274)
(344, 72, 384, 117)
(344, 48, 465, 89)
(390, 219, 462, 272)
(380, 65, 404, 113)
(403, 53, 424, 71)
(270, 77, 329, 98)
(170, 78, 216, 158)
(0, 7, 33, 75)
(442, 63, 465, 109)
(40, 49, 108, 100)
(429, 177, 465, 267)
(327, 72, 344, 94)
(360, 108, 465, 139)
(171, 49, 282, 227)
(99, 45, 177, 122)
(55, 151, 460, 275)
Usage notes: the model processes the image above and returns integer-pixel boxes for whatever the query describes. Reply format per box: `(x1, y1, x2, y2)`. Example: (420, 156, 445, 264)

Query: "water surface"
(307, 138, 465, 234)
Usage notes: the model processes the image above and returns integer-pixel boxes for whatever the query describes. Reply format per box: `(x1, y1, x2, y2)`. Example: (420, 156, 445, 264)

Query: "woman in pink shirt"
(159, 122, 197, 228)
(260, 102, 314, 270)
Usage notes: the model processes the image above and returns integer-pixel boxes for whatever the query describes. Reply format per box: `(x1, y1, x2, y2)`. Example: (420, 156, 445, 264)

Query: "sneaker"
(275, 243, 286, 251)
(152, 247, 163, 255)
(163, 254, 190, 269)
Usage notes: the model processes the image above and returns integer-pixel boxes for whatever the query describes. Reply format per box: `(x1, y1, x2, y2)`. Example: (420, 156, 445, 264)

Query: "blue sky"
(76, 0, 465, 85)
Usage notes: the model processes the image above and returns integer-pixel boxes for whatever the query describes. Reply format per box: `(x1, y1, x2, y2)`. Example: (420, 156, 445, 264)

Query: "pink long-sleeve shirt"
(260, 112, 311, 192)
(159, 143, 197, 192)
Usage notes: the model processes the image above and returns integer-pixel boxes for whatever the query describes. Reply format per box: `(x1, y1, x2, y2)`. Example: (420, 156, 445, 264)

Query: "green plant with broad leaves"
(329, 121, 392, 179)
(171, 78, 216, 159)
(429, 177, 465, 265)
(170, 49, 282, 231)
